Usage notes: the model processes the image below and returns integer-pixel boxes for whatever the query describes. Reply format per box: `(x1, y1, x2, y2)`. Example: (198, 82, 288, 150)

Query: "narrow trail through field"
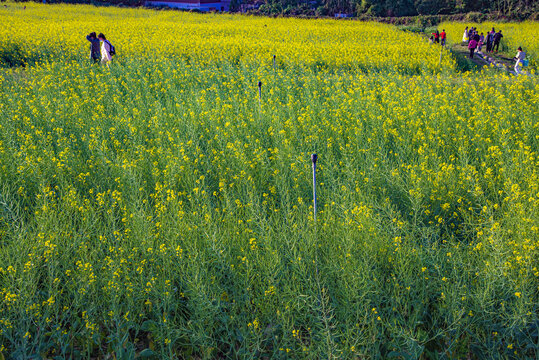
(448, 42, 528, 75)
(412, 29, 534, 76)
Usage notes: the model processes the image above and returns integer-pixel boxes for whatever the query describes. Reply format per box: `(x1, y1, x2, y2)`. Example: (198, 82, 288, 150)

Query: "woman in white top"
(98, 33, 112, 66)
(514, 47, 526, 75)
(462, 26, 468, 42)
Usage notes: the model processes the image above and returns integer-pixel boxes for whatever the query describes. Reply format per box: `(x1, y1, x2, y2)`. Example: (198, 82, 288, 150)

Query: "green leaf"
(138, 348, 156, 358)
(140, 320, 157, 332)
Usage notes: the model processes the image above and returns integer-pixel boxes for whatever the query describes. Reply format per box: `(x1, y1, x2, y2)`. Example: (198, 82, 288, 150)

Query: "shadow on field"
(0, 42, 51, 68)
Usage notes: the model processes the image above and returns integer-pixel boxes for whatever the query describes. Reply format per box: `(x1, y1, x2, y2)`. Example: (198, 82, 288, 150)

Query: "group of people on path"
(86, 32, 115, 66)
(463, 26, 527, 75)
(464, 26, 503, 58)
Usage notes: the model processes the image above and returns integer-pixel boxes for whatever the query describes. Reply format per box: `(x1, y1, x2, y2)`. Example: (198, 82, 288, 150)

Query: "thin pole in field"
(310, 152, 333, 358)
(273, 54, 276, 70)
(439, 44, 443, 67)
(258, 81, 262, 105)
(311, 153, 318, 221)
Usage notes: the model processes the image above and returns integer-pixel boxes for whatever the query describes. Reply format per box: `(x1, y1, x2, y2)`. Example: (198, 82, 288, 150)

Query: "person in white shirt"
(514, 47, 526, 75)
(98, 33, 112, 66)
(462, 26, 469, 43)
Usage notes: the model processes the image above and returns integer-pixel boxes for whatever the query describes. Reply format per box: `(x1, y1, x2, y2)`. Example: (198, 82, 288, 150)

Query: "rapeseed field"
(1, 2, 456, 72)
(0, 2, 538, 358)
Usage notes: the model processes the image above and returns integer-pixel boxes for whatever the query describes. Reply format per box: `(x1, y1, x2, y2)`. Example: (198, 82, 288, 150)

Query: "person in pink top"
(468, 38, 478, 58)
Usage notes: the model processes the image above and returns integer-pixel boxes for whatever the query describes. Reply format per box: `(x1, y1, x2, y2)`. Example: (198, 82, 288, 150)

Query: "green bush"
(464, 12, 487, 23)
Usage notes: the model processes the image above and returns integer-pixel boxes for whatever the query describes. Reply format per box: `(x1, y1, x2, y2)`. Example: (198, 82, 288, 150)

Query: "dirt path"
(449, 42, 522, 74)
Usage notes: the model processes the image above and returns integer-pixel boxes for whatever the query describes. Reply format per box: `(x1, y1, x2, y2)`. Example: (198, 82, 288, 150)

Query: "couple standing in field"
(86, 32, 115, 65)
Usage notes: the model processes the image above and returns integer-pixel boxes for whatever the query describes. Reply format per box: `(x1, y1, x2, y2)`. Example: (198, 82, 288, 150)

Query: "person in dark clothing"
(493, 30, 503, 52)
(486, 28, 495, 53)
(486, 31, 492, 52)
(86, 32, 101, 63)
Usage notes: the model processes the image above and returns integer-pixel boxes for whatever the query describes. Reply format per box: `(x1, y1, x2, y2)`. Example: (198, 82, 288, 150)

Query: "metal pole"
(273, 54, 276, 70)
(439, 45, 443, 67)
(311, 153, 318, 221)
(258, 81, 262, 104)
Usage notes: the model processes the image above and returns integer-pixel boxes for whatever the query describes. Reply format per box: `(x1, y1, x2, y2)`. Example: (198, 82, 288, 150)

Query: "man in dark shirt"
(486, 28, 494, 53)
(86, 32, 101, 63)
(474, 32, 480, 42)
(493, 30, 503, 52)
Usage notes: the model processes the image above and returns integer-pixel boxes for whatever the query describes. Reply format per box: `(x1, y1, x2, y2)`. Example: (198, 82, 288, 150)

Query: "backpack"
(105, 40, 116, 56)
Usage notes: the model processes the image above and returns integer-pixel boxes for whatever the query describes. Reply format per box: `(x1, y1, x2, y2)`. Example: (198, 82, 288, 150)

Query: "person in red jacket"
(432, 30, 440, 44)
(440, 29, 446, 46)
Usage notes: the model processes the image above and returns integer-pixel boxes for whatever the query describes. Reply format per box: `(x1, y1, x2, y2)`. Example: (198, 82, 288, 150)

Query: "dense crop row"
(0, 2, 538, 359)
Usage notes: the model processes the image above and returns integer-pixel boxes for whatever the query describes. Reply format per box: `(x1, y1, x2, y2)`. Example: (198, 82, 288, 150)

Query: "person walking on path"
(468, 37, 477, 58)
(432, 30, 440, 44)
(514, 47, 526, 75)
(462, 26, 469, 43)
(486, 28, 495, 53)
(493, 30, 503, 52)
(468, 27, 475, 41)
(440, 29, 446, 46)
(473, 31, 480, 42)
(98, 33, 113, 66)
(86, 32, 101, 64)
(478, 33, 484, 52)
